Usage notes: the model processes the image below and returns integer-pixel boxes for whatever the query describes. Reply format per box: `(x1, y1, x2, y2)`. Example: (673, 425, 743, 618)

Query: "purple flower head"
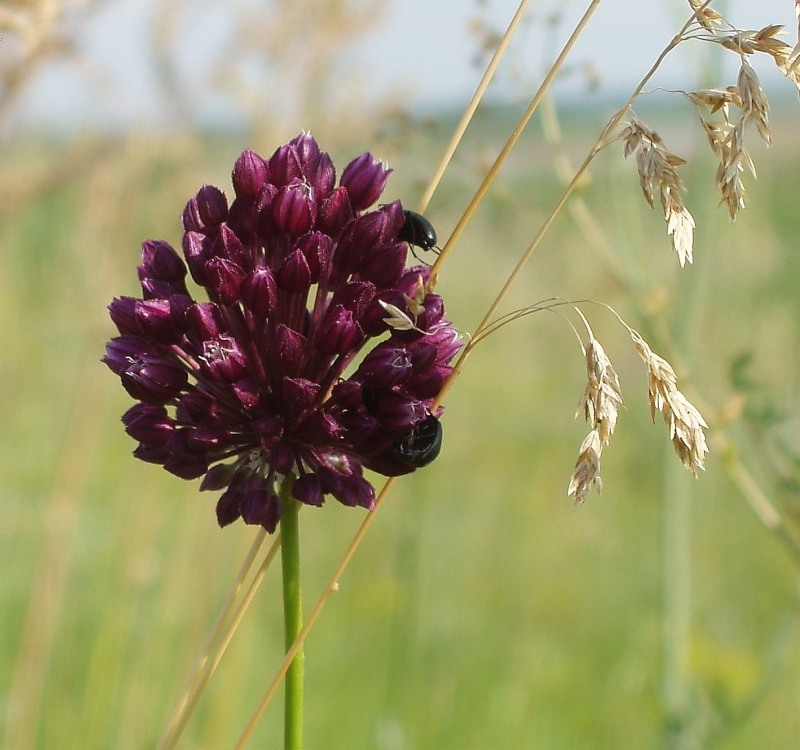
(104, 133, 461, 532)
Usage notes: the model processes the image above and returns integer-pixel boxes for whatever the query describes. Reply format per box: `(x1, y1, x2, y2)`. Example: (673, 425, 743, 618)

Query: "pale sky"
(9, 0, 798, 133)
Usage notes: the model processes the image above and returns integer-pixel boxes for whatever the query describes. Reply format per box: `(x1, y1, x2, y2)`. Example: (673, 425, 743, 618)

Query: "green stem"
(280, 476, 303, 750)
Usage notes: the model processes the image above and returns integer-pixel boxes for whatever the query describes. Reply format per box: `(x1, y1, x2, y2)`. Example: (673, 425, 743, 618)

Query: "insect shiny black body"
(398, 210, 439, 261)
(392, 413, 443, 468)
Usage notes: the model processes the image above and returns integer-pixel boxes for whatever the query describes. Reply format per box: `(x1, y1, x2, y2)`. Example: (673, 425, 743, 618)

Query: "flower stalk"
(279, 475, 303, 750)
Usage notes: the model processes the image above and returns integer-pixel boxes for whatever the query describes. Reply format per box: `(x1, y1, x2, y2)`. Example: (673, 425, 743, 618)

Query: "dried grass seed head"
(568, 429, 603, 505)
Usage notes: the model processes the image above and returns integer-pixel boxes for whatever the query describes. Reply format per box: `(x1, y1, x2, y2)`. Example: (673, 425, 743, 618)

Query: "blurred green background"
(3, 1, 800, 748)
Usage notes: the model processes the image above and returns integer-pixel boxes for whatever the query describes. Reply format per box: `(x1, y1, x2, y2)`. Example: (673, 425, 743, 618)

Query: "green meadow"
(2, 102, 800, 749)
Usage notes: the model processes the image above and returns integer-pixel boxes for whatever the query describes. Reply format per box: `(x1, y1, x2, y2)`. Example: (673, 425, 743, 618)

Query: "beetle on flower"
(103, 133, 461, 532)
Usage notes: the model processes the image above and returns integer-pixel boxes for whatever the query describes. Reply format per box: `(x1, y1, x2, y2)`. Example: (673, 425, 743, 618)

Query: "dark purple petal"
(366, 390, 424, 431)
(176, 388, 218, 423)
(291, 132, 322, 169)
(318, 464, 375, 509)
(214, 224, 250, 268)
(306, 152, 336, 199)
(216, 482, 244, 526)
(334, 211, 392, 276)
(231, 377, 261, 409)
(188, 424, 231, 449)
(200, 463, 236, 491)
(256, 413, 284, 448)
(132, 443, 170, 465)
(295, 232, 332, 283)
(330, 379, 363, 410)
(240, 477, 281, 531)
(293, 473, 324, 506)
(356, 241, 406, 288)
(103, 336, 153, 375)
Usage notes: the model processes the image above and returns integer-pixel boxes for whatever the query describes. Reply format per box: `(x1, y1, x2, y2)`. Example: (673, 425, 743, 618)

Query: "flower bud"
(317, 304, 361, 355)
(205, 256, 245, 305)
(356, 343, 412, 388)
(186, 302, 223, 340)
(294, 231, 332, 283)
(122, 403, 173, 445)
(183, 231, 213, 286)
(241, 267, 277, 316)
(232, 149, 269, 198)
(268, 143, 303, 186)
(340, 152, 392, 211)
(272, 181, 316, 235)
(108, 297, 141, 336)
(200, 336, 246, 381)
(138, 240, 188, 293)
(276, 249, 312, 293)
(305, 150, 336, 198)
(182, 185, 228, 232)
(318, 186, 354, 235)
(120, 354, 188, 403)
(102, 336, 152, 375)
(135, 298, 183, 344)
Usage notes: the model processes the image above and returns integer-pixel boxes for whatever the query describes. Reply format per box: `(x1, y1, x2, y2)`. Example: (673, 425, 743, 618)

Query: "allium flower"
(104, 133, 461, 532)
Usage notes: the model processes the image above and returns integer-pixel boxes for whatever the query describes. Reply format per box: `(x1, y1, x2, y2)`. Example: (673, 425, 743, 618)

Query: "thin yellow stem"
(416, 0, 532, 214)
(157, 529, 276, 749)
(431, 0, 605, 277)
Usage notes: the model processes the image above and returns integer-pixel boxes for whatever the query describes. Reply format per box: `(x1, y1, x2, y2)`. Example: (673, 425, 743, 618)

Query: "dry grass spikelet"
(568, 335, 623, 504)
(686, 58, 772, 222)
(618, 119, 695, 266)
(576, 337, 623, 447)
(737, 59, 771, 145)
(628, 329, 709, 477)
(568, 429, 603, 505)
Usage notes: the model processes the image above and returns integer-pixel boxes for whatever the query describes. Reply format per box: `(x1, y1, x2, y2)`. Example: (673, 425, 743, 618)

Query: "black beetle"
(392, 413, 443, 468)
(398, 210, 439, 260)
